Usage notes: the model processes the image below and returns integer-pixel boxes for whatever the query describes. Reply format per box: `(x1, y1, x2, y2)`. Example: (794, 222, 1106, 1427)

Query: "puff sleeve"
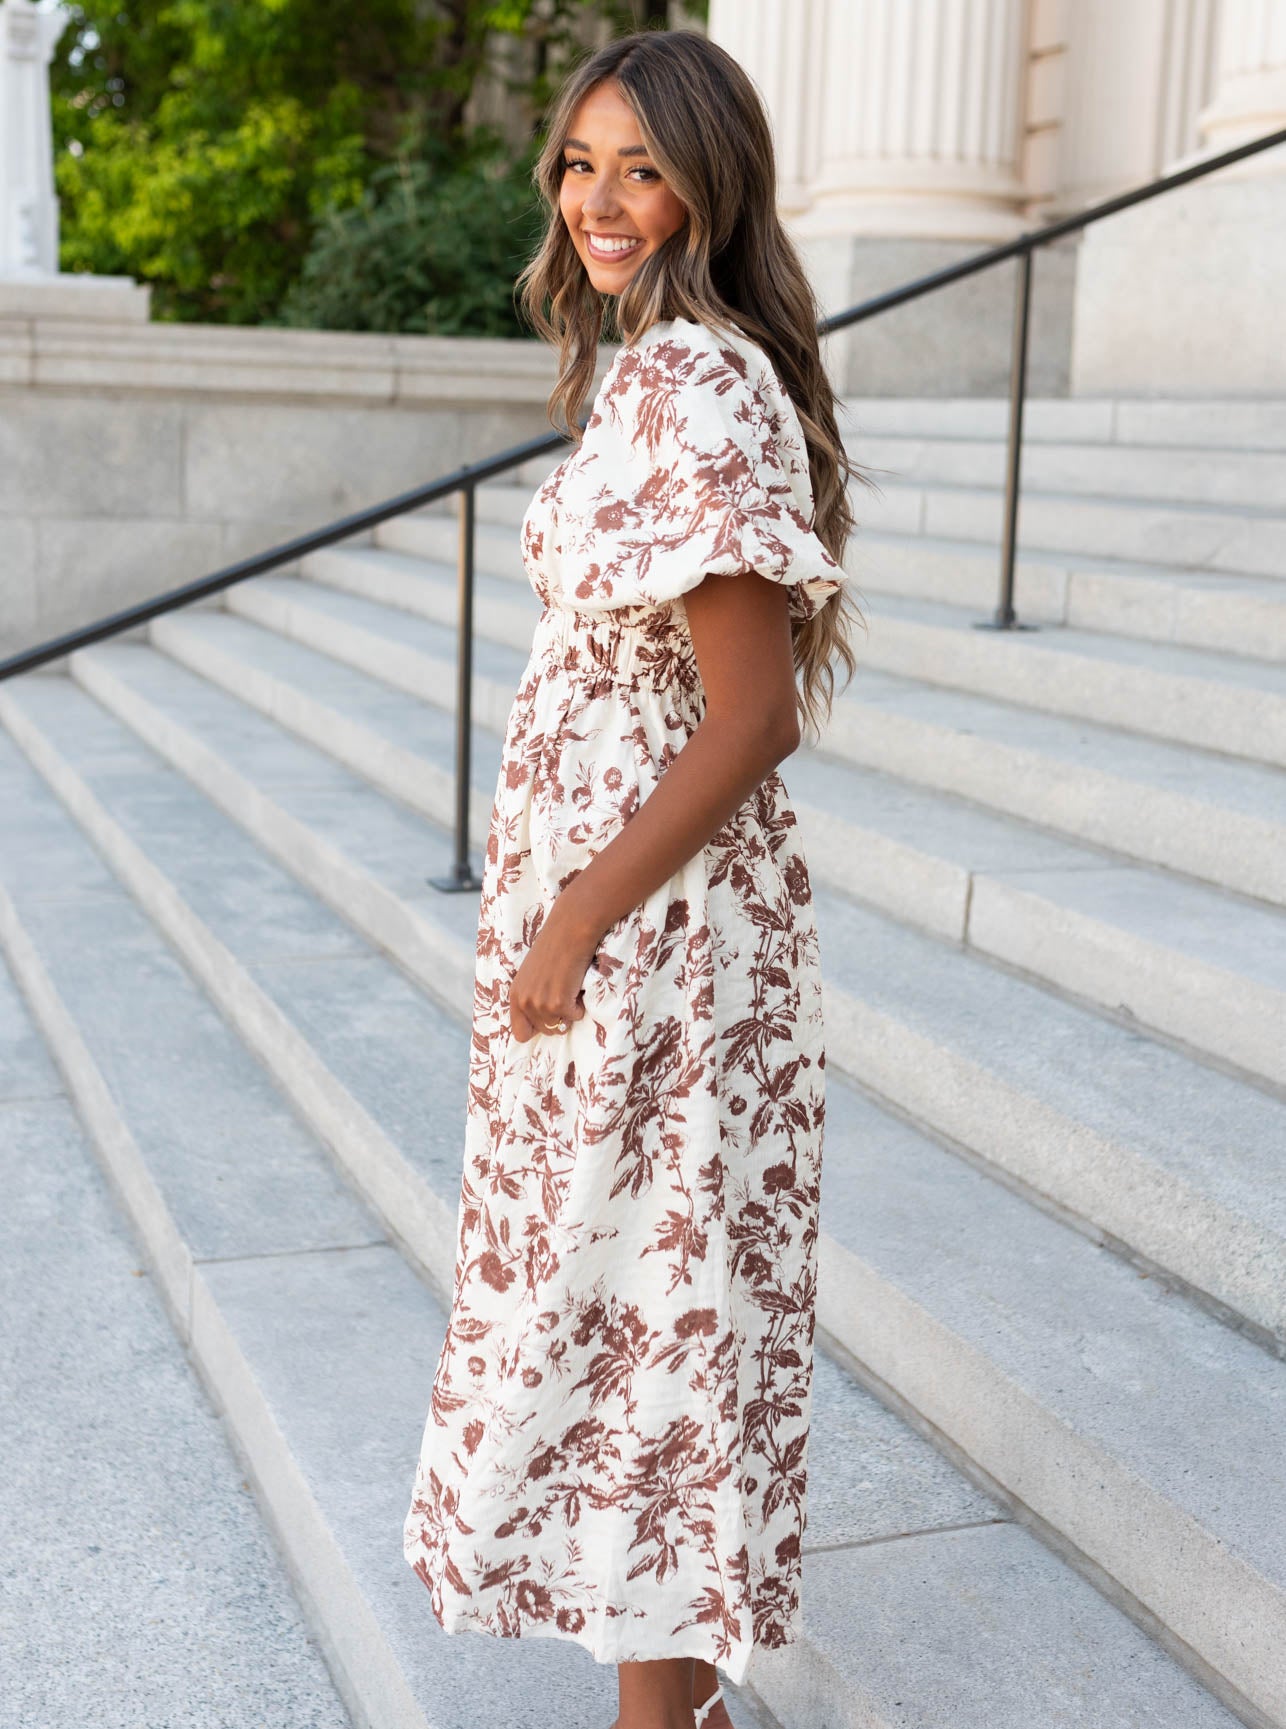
(582, 324, 849, 624)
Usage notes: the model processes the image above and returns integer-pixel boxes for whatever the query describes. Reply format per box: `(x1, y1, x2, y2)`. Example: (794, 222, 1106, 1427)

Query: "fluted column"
(0, 0, 68, 276)
(706, 0, 826, 217)
(1158, 0, 1223, 168)
(1196, 0, 1286, 163)
(795, 0, 1030, 240)
(708, 0, 1072, 395)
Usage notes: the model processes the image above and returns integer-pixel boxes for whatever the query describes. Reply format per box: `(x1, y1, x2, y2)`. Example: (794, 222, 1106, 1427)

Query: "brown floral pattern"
(403, 317, 849, 1682)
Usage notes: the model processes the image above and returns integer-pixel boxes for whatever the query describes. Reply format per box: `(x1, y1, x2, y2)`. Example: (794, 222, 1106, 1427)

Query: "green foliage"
(271, 125, 545, 337)
(50, 0, 427, 322)
(47, 0, 709, 330)
(55, 89, 372, 323)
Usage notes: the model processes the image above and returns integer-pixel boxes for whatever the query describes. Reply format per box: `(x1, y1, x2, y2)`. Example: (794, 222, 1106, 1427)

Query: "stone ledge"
(0, 310, 615, 405)
(0, 273, 151, 322)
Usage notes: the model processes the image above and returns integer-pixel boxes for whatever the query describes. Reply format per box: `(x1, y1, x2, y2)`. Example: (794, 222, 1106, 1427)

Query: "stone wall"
(0, 312, 601, 663)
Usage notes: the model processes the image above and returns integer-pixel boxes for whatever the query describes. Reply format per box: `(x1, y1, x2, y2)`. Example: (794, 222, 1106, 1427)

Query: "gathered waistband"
(528, 601, 695, 687)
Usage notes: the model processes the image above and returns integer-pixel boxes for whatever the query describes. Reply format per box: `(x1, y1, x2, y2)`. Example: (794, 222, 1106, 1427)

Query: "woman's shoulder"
(593, 314, 791, 469)
(636, 318, 817, 498)
(629, 314, 775, 392)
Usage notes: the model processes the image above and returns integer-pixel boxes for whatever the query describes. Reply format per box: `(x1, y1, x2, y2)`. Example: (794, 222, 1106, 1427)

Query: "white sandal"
(693, 1684, 724, 1726)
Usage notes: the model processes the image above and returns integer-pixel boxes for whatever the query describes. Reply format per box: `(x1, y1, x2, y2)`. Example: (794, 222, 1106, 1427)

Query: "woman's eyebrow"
(563, 138, 651, 156)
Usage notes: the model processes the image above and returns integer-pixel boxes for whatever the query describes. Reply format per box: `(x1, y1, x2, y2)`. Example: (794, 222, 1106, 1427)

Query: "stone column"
(0, 0, 148, 318)
(1195, 0, 1286, 160)
(0, 0, 66, 275)
(1070, 0, 1286, 394)
(798, 0, 1031, 241)
(1052, 0, 1221, 209)
(706, 0, 826, 217)
(708, 0, 1074, 397)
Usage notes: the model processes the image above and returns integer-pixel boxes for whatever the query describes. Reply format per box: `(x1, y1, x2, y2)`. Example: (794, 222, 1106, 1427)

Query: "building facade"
(706, 0, 1286, 394)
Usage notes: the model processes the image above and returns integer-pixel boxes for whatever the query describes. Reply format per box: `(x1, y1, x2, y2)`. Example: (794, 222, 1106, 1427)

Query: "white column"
(0, 0, 67, 277)
(0, 0, 148, 319)
(794, 0, 1031, 240)
(707, 0, 826, 216)
(1195, 0, 1286, 163)
(1053, 0, 1221, 208)
(1158, 0, 1223, 168)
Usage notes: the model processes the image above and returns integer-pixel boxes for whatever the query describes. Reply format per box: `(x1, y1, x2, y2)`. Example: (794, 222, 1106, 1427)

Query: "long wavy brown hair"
(515, 26, 870, 743)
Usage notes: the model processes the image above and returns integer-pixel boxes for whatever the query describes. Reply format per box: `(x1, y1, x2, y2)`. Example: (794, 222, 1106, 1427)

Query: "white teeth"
(587, 234, 642, 256)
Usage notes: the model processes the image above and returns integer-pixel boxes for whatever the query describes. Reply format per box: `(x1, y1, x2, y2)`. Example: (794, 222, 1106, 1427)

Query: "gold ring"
(544, 1018, 569, 1034)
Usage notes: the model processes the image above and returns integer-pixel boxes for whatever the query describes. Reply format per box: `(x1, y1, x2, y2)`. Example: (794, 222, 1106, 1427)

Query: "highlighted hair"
(516, 27, 872, 743)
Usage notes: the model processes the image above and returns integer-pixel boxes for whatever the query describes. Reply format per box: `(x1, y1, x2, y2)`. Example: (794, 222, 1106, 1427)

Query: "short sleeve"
(587, 323, 849, 624)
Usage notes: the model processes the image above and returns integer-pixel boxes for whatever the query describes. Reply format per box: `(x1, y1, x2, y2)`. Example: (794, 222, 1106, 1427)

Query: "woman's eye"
(561, 155, 660, 184)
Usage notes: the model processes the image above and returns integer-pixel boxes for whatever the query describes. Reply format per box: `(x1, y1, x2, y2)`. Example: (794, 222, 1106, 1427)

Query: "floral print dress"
(403, 314, 850, 1684)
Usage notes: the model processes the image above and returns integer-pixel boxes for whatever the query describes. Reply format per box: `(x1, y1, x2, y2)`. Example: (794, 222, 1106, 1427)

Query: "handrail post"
(976, 244, 1037, 632)
(428, 484, 484, 892)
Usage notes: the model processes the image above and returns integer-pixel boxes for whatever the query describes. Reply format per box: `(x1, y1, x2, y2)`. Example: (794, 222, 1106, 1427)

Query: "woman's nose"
(581, 176, 620, 219)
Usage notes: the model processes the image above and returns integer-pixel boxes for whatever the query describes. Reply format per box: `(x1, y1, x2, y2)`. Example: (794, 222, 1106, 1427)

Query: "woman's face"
(558, 80, 687, 294)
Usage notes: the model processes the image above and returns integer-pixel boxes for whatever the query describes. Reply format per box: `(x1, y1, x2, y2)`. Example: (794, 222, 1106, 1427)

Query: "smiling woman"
(402, 26, 866, 1729)
(558, 83, 688, 286)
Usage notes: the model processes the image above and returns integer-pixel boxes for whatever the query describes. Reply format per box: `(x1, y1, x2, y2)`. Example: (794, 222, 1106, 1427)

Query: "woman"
(404, 26, 864, 1729)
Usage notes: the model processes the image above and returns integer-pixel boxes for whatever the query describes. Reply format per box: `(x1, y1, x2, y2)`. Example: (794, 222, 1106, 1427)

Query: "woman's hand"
(509, 900, 603, 1043)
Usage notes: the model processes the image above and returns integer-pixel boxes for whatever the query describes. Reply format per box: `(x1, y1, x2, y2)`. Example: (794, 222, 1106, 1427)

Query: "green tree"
(49, 0, 707, 329)
(50, 1, 433, 321)
(270, 123, 545, 338)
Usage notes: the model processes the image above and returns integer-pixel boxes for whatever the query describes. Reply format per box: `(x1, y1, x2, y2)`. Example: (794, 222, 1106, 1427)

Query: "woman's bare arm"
(505, 569, 802, 1039)
(551, 569, 801, 952)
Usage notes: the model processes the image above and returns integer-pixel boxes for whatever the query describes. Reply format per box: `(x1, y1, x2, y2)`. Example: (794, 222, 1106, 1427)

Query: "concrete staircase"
(0, 956, 353, 1728)
(2, 392, 1284, 1729)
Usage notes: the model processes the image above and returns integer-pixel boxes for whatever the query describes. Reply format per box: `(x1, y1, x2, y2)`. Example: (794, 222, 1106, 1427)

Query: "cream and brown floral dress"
(403, 314, 850, 1684)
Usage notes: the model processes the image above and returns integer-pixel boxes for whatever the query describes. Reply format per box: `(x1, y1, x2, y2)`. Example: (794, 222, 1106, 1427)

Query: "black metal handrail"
(3, 122, 1284, 890)
(817, 121, 1286, 632)
(0, 425, 585, 893)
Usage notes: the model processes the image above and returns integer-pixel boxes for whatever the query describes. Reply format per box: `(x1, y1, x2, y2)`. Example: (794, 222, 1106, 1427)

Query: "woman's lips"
(585, 232, 644, 262)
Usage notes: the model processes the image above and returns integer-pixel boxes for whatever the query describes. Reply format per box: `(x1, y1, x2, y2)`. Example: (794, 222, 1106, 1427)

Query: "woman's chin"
(583, 254, 647, 294)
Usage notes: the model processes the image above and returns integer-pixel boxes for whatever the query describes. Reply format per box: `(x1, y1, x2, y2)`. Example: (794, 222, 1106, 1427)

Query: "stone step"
(404, 431, 1286, 584)
(153, 600, 1286, 1097)
(129, 607, 1286, 1343)
(0, 728, 629, 1729)
(323, 519, 521, 600)
(161, 600, 504, 842)
(825, 669, 1286, 910)
(0, 701, 1249, 1729)
(381, 494, 534, 539)
(385, 479, 1286, 666)
(285, 554, 1286, 910)
(849, 431, 1286, 512)
(855, 591, 1286, 768)
(443, 445, 1286, 581)
(4, 663, 1281, 1724)
(486, 399, 1286, 490)
(847, 532, 1286, 665)
(861, 480, 1286, 580)
(837, 396, 1286, 451)
(0, 946, 353, 1729)
(368, 515, 1286, 768)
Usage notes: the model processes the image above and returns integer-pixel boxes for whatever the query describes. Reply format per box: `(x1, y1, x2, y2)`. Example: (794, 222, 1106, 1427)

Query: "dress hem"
(426, 1593, 797, 1688)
